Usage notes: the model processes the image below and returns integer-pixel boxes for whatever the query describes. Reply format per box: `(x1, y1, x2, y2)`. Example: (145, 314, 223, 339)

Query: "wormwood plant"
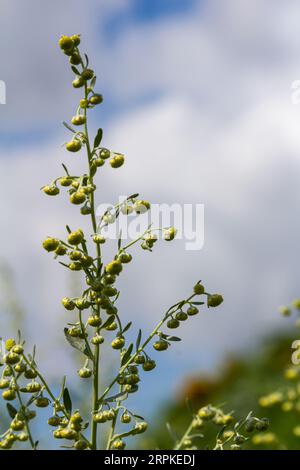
(0, 34, 227, 451)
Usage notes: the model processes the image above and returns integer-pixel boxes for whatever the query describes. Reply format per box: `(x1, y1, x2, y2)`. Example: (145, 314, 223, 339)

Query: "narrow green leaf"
(127, 193, 139, 200)
(118, 230, 122, 250)
(62, 164, 70, 176)
(136, 329, 142, 351)
(6, 403, 17, 419)
(71, 66, 80, 76)
(101, 316, 115, 329)
(90, 76, 97, 88)
(167, 336, 181, 342)
(121, 343, 133, 366)
(62, 121, 76, 133)
(161, 334, 181, 342)
(64, 328, 93, 360)
(133, 413, 145, 421)
(122, 322, 132, 334)
(93, 128, 103, 149)
(63, 388, 72, 415)
(104, 391, 128, 403)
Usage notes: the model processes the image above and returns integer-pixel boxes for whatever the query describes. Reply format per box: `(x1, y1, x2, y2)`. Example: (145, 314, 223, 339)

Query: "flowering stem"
(98, 293, 196, 406)
(21, 354, 91, 447)
(174, 420, 194, 450)
(83, 82, 101, 450)
(11, 369, 35, 450)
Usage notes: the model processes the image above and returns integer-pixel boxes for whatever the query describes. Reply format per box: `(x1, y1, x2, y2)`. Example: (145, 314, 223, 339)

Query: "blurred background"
(1, 0, 300, 448)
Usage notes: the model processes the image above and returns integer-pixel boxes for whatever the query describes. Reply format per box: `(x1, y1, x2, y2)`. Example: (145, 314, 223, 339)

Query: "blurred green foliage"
(144, 330, 300, 450)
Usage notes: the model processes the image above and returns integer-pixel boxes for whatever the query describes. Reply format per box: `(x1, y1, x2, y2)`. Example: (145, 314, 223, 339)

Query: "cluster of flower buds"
(110, 420, 148, 450)
(0, 339, 49, 449)
(50, 410, 88, 450)
(177, 406, 269, 450)
(43, 229, 95, 272)
(42, 174, 98, 212)
(158, 282, 223, 335)
(90, 148, 125, 172)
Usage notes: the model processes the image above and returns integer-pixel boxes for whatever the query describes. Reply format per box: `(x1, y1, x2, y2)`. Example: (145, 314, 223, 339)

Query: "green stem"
(174, 420, 194, 450)
(83, 82, 102, 450)
(106, 355, 123, 449)
(11, 370, 35, 450)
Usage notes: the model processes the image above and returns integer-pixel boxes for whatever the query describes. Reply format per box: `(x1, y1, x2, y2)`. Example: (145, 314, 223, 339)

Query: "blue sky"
(103, 0, 197, 40)
(0, 0, 199, 148)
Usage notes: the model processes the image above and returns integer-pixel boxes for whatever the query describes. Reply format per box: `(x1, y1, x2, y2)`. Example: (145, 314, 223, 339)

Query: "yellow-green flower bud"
(71, 115, 86, 126)
(111, 438, 126, 450)
(12, 344, 23, 355)
(68, 230, 84, 245)
(4, 353, 20, 365)
(167, 318, 180, 329)
(69, 53, 81, 65)
(89, 94, 103, 105)
(2, 389, 16, 401)
(99, 148, 110, 159)
(66, 139, 82, 152)
(163, 227, 177, 241)
(111, 337, 125, 350)
(48, 416, 61, 427)
(35, 397, 49, 408)
(5, 339, 15, 351)
(78, 367, 92, 379)
(187, 306, 199, 316)
(43, 238, 60, 252)
(10, 419, 25, 431)
(91, 334, 104, 345)
(70, 35, 81, 46)
(134, 422, 148, 434)
(58, 35, 74, 51)
(93, 234, 106, 244)
(69, 262, 82, 271)
(153, 340, 168, 351)
(79, 99, 89, 109)
(121, 412, 131, 424)
(142, 360, 156, 371)
(207, 294, 223, 308)
(105, 260, 123, 275)
(110, 154, 125, 169)
(81, 69, 94, 81)
(72, 77, 85, 88)
(118, 252, 132, 264)
(62, 297, 76, 311)
(25, 382, 41, 393)
(59, 177, 73, 187)
(193, 283, 205, 295)
(0, 379, 10, 389)
(70, 190, 86, 205)
(43, 185, 60, 196)
(87, 315, 102, 327)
